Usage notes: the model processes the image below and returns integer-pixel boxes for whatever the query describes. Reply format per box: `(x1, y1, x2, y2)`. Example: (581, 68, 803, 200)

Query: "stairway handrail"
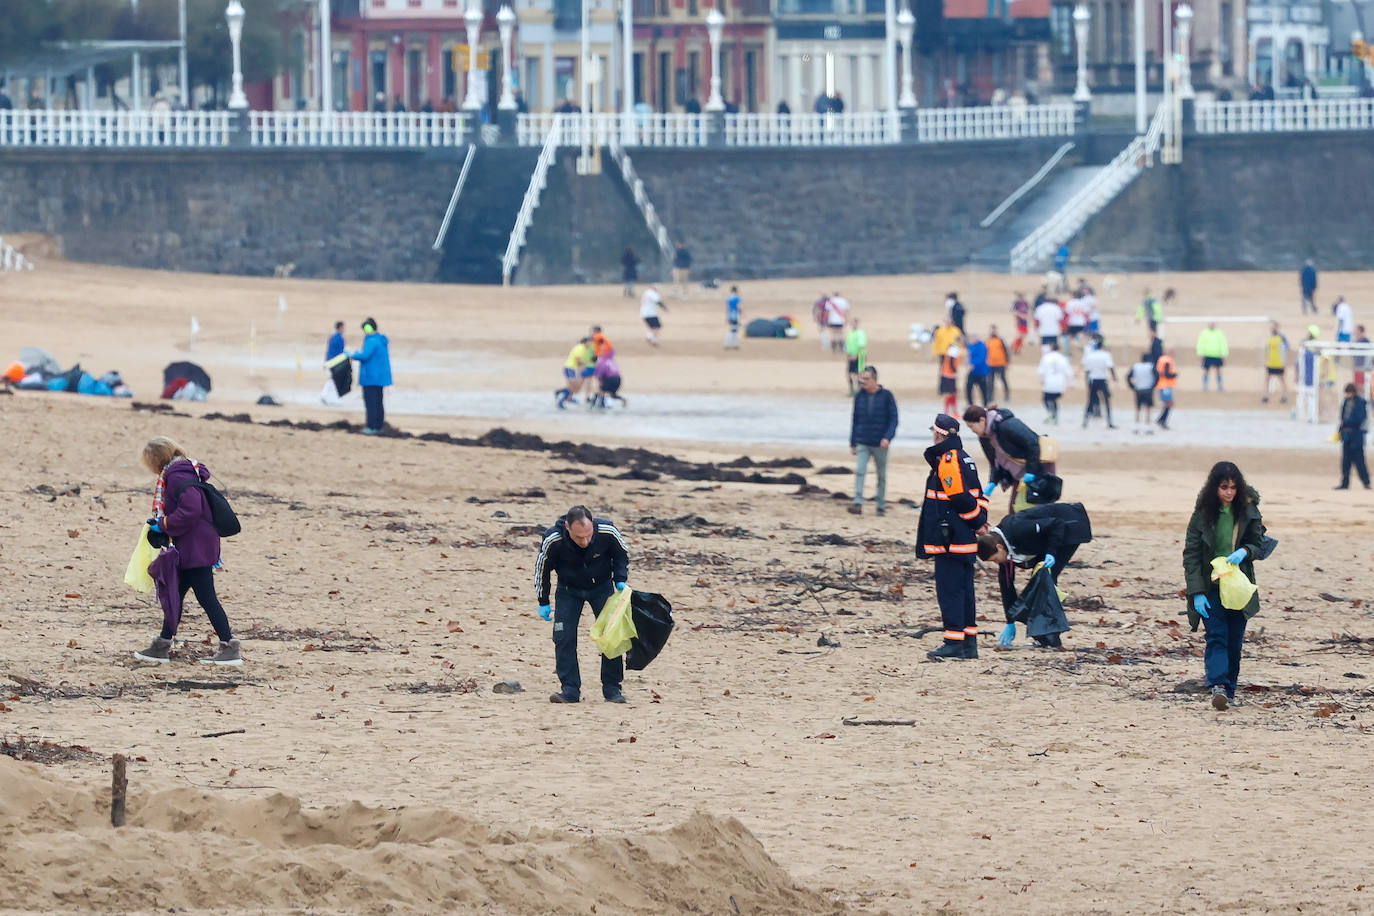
(607, 137, 673, 265)
(1009, 104, 1167, 273)
(432, 143, 477, 252)
(979, 141, 1076, 229)
(502, 116, 562, 286)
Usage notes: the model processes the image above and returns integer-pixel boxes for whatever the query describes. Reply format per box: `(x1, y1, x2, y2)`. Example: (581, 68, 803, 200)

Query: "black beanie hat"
(362, 317, 378, 332)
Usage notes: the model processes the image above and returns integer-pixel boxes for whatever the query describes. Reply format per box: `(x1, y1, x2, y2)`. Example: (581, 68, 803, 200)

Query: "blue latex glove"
(1192, 594, 1210, 619)
(998, 623, 1017, 647)
(1226, 548, 1247, 566)
(1022, 473, 1036, 484)
(615, 581, 627, 592)
(147, 518, 163, 533)
(1043, 553, 1056, 570)
(539, 605, 552, 621)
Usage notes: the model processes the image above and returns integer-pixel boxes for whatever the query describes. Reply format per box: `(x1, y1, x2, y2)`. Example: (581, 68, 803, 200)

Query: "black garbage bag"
(1025, 473, 1063, 504)
(1008, 568, 1070, 639)
(331, 357, 353, 397)
(625, 590, 674, 671)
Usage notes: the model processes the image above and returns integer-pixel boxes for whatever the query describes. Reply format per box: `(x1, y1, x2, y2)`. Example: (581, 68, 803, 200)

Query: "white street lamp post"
(497, 5, 517, 110)
(463, 1, 483, 111)
(897, 6, 916, 108)
(705, 8, 725, 112)
(1072, 3, 1091, 103)
(1133, 0, 1145, 131)
(1175, 2, 1194, 98)
(622, 0, 634, 144)
(226, 0, 249, 110)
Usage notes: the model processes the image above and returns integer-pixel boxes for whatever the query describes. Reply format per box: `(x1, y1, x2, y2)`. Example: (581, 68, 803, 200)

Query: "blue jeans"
(1201, 587, 1247, 698)
(853, 443, 889, 510)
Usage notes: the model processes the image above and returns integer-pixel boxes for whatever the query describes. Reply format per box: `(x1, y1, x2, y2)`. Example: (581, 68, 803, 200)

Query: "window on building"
(525, 58, 540, 108)
(1119, 1, 1130, 65)
(1051, 4, 1073, 60)
(1220, 1, 1233, 75)
(1103, 1, 1114, 61)
(556, 56, 575, 104)
(688, 50, 700, 101)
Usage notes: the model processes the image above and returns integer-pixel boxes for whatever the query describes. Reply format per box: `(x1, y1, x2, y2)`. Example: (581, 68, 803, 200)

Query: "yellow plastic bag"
(1210, 557, 1257, 610)
(589, 588, 638, 659)
(124, 525, 157, 594)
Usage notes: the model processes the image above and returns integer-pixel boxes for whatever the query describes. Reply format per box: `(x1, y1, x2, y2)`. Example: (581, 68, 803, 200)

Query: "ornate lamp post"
(463, 1, 483, 111)
(497, 5, 517, 110)
(897, 5, 916, 108)
(226, 0, 249, 110)
(705, 8, 725, 112)
(1072, 3, 1091, 103)
(1175, 2, 1194, 98)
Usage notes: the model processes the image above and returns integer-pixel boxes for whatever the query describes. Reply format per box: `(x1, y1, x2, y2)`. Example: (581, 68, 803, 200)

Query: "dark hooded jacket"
(993, 502, 1092, 567)
(1183, 486, 1264, 627)
(535, 517, 630, 605)
(915, 434, 987, 559)
(977, 408, 1044, 489)
(161, 458, 221, 570)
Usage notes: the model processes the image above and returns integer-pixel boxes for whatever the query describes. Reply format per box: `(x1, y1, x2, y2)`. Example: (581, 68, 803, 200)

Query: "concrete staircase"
(972, 165, 1106, 269)
(437, 146, 541, 284)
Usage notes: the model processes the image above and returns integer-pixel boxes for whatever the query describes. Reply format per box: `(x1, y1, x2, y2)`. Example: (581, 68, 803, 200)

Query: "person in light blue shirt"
(350, 317, 393, 434)
(725, 286, 742, 349)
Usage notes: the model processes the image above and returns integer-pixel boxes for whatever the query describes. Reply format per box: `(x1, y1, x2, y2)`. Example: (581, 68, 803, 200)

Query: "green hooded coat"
(1183, 486, 1265, 629)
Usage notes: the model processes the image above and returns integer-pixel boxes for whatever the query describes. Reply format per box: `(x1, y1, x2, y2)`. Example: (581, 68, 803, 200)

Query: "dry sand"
(1, 258, 1373, 915)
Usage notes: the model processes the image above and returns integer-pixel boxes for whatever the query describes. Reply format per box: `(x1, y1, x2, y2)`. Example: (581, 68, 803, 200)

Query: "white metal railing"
(916, 103, 1076, 142)
(724, 110, 900, 145)
(1194, 98, 1374, 134)
(1009, 103, 1168, 274)
(432, 143, 477, 251)
(0, 236, 35, 271)
(502, 116, 563, 285)
(980, 141, 1076, 228)
(607, 139, 673, 263)
(518, 112, 708, 147)
(0, 109, 233, 147)
(248, 111, 469, 147)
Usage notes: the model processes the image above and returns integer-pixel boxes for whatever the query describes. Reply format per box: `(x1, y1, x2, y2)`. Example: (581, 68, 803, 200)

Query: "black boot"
(964, 634, 979, 659)
(927, 639, 968, 661)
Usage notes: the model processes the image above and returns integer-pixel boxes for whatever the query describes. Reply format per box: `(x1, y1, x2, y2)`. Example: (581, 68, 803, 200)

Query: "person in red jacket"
(916, 414, 989, 660)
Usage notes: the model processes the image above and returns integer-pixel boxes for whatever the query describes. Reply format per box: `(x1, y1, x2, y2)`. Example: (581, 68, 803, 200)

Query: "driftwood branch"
(199, 728, 247, 738)
(842, 717, 916, 727)
(111, 754, 127, 827)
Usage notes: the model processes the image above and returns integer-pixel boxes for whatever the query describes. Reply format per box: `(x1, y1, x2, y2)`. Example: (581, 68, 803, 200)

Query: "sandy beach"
(1, 255, 1372, 914)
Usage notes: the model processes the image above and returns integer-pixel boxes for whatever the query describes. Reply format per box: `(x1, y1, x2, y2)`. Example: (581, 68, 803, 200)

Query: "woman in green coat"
(1183, 461, 1266, 711)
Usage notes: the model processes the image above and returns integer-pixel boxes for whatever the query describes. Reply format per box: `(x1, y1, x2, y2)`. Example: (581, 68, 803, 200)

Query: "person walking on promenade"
(1081, 336, 1117, 429)
(350, 318, 392, 435)
(849, 367, 898, 516)
(1301, 260, 1318, 315)
(1263, 322, 1291, 404)
(671, 242, 692, 297)
(534, 506, 632, 704)
(1183, 461, 1266, 711)
(1336, 383, 1371, 489)
(132, 437, 242, 666)
(916, 414, 988, 660)
(986, 326, 1011, 401)
(1038, 341, 1072, 424)
(1196, 322, 1229, 392)
(963, 404, 1054, 515)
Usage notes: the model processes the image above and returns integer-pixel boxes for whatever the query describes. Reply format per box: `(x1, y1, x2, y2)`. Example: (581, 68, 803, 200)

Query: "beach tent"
(746, 317, 792, 339)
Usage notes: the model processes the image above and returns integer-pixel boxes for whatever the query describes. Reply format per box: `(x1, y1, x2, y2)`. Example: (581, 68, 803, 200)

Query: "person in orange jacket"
(986, 325, 1011, 401)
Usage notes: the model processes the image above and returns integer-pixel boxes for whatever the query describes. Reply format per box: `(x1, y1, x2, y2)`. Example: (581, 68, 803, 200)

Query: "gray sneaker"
(1210, 685, 1228, 710)
(133, 636, 172, 664)
(200, 638, 243, 666)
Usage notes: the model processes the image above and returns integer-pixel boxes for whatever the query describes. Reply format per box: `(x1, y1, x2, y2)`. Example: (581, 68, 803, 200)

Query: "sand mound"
(0, 232, 63, 261)
(0, 757, 839, 915)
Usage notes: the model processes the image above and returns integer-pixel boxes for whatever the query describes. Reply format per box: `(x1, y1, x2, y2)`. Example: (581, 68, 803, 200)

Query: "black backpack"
(170, 477, 241, 538)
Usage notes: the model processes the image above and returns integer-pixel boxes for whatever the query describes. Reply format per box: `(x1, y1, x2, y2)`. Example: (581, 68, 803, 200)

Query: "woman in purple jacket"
(133, 437, 242, 666)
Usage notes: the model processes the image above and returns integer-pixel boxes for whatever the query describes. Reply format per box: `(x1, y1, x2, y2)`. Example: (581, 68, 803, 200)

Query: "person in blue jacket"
(350, 317, 392, 434)
(848, 366, 899, 516)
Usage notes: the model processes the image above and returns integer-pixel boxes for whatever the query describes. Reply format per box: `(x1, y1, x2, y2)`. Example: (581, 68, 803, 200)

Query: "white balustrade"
(724, 111, 900, 146)
(1195, 98, 1374, 134)
(915, 103, 1076, 142)
(502, 116, 563, 285)
(248, 111, 469, 147)
(0, 110, 233, 147)
(0, 236, 35, 272)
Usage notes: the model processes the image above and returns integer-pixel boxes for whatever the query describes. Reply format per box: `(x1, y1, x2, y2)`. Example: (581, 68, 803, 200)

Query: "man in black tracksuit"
(976, 502, 1093, 648)
(535, 506, 631, 704)
(916, 414, 989, 660)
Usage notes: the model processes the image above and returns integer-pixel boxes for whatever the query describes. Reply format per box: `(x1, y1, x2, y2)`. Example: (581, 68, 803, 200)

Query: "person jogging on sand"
(133, 437, 241, 666)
